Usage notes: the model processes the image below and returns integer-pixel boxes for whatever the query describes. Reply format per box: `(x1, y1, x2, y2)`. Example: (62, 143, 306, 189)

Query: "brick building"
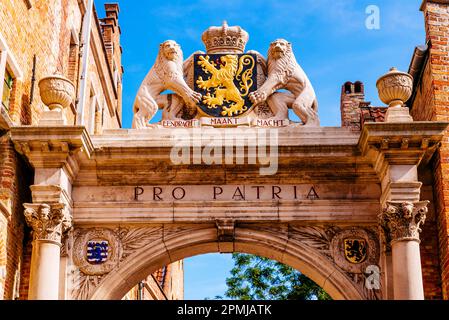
(0, 0, 181, 300)
(339, 0, 449, 300)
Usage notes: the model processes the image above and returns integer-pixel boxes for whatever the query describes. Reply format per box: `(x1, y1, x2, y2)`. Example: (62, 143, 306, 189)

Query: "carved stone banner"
(253, 118, 289, 127)
(200, 116, 251, 127)
(161, 119, 200, 128)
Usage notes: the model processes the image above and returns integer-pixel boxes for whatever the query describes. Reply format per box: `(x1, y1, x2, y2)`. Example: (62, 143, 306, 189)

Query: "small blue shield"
(86, 241, 109, 264)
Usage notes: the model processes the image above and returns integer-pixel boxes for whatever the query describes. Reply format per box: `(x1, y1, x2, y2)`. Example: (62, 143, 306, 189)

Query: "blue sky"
(95, 0, 425, 299)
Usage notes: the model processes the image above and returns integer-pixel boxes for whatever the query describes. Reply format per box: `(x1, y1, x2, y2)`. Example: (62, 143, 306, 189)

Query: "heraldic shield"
(194, 53, 258, 118)
(87, 241, 109, 265)
(344, 239, 367, 264)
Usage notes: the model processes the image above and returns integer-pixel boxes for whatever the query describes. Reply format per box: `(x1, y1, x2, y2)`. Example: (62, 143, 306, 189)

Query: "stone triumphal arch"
(9, 22, 448, 300)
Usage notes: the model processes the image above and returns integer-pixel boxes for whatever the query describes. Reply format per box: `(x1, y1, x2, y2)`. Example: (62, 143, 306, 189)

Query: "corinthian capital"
(379, 201, 428, 244)
(23, 203, 72, 244)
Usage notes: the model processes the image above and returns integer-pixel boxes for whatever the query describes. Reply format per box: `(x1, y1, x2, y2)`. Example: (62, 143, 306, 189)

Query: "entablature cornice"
(12, 123, 448, 187)
(91, 127, 363, 162)
(358, 122, 448, 173)
(10, 126, 94, 180)
(85, 127, 377, 184)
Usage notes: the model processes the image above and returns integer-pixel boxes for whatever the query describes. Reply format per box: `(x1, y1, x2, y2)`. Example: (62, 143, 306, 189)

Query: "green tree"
(223, 253, 331, 300)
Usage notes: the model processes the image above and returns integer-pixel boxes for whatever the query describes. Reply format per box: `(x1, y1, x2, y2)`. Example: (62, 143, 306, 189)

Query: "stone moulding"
(9, 126, 95, 183)
(10, 126, 94, 160)
(358, 121, 449, 156)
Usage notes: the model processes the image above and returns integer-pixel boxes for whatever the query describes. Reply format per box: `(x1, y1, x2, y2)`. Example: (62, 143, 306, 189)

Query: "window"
(2, 68, 13, 111)
(0, 32, 23, 118)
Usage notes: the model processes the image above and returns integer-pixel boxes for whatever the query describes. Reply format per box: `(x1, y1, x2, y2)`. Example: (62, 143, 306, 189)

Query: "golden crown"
(201, 21, 249, 54)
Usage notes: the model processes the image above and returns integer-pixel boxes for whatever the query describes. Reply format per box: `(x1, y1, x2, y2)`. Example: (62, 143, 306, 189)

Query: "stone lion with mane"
(250, 39, 320, 126)
(132, 40, 202, 129)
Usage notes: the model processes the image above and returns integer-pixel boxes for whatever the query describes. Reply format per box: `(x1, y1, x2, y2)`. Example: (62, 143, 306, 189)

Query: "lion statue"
(132, 40, 202, 129)
(249, 39, 320, 126)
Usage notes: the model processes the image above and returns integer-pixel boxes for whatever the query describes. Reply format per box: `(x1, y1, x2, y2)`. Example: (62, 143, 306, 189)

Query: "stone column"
(23, 203, 72, 300)
(379, 201, 428, 300)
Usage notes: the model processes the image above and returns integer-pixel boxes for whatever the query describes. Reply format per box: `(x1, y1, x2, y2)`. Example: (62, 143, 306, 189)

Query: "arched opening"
(354, 81, 364, 94)
(88, 226, 364, 300)
(183, 253, 331, 300)
(343, 82, 353, 94)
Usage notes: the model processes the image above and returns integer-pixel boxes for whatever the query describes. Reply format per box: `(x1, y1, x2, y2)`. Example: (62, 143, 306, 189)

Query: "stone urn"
(376, 67, 414, 122)
(376, 67, 413, 108)
(38, 75, 75, 112)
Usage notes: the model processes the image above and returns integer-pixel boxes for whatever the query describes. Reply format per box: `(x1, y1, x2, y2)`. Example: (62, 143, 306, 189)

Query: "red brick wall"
(411, 59, 436, 121)
(0, 0, 123, 128)
(18, 237, 32, 300)
(415, 0, 449, 299)
(410, 54, 446, 300)
(0, 133, 32, 300)
(418, 167, 443, 299)
(0, 0, 75, 125)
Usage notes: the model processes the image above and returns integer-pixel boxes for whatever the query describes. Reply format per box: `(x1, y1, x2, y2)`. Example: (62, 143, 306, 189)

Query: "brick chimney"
(340, 81, 365, 129)
(100, 4, 121, 71)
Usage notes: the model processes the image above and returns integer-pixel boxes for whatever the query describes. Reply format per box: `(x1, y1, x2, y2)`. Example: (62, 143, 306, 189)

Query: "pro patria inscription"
(74, 185, 320, 202)
(134, 185, 319, 201)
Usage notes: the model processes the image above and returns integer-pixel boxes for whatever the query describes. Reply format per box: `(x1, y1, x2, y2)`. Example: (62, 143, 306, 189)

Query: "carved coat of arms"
(132, 21, 320, 128)
(344, 239, 367, 264)
(86, 240, 109, 264)
(194, 54, 257, 118)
